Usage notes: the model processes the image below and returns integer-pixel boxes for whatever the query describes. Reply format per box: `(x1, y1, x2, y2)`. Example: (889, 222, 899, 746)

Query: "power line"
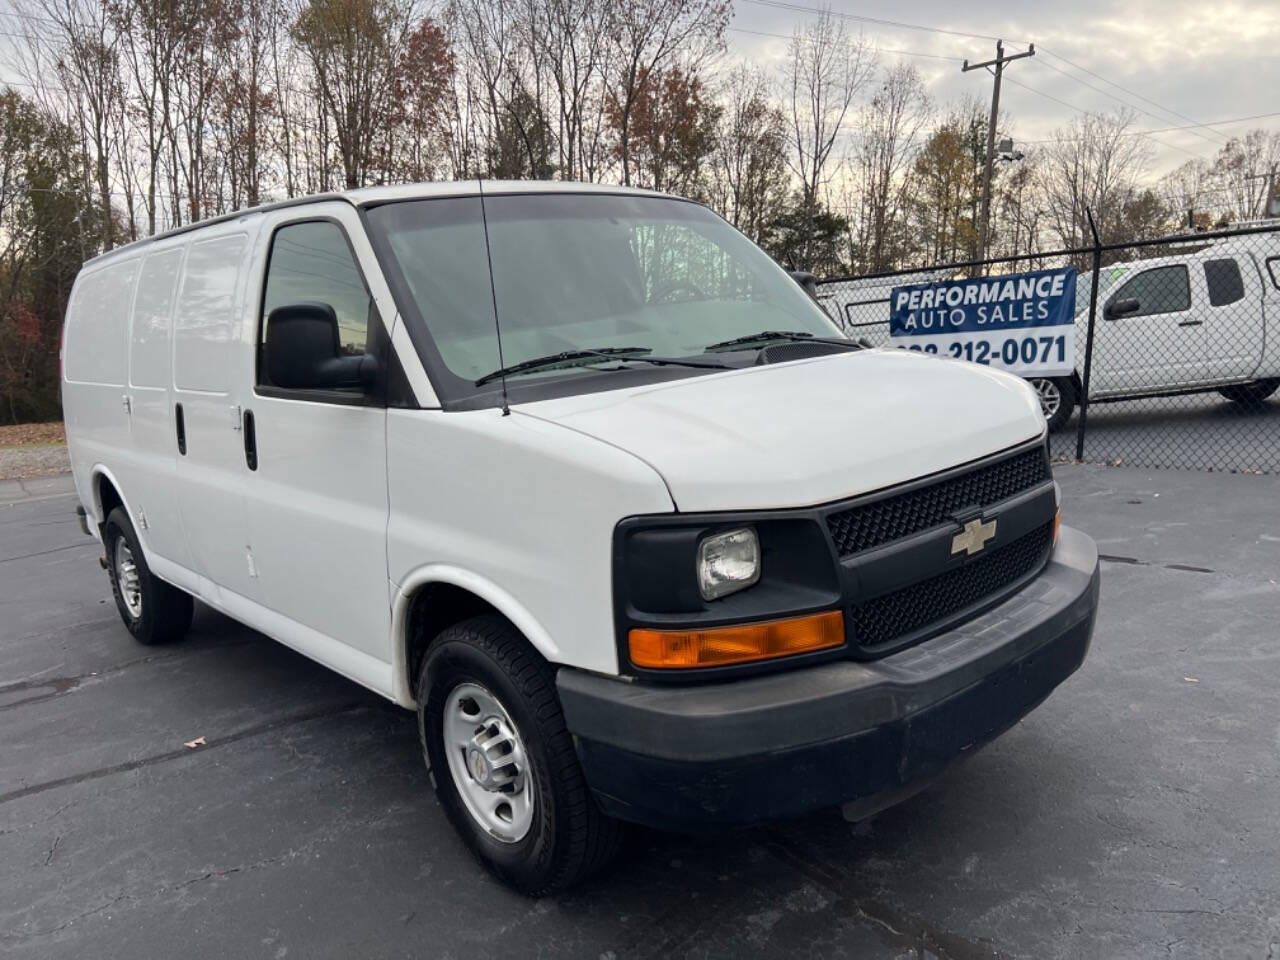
(726, 26, 965, 62)
(1031, 56, 1227, 148)
(736, 0, 1013, 44)
(1021, 110, 1280, 145)
(1000, 74, 1207, 161)
(1037, 46, 1230, 144)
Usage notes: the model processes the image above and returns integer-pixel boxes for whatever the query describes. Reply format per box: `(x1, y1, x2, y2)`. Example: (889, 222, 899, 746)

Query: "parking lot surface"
(1046, 393, 1279, 474)
(2, 466, 1278, 959)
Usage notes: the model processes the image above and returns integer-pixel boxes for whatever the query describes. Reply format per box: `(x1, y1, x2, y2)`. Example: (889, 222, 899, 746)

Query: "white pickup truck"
(823, 237, 1280, 430)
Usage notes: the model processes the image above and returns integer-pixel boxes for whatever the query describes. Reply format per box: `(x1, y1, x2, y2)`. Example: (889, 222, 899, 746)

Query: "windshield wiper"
(475, 347, 731, 386)
(703, 330, 861, 353)
(475, 347, 653, 386)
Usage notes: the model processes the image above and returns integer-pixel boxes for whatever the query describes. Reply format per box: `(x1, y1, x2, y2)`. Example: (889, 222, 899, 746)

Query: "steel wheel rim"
(1032, 378, 1061, 419)
(442, 682, 534, 843)
(114, 537, 143, 619)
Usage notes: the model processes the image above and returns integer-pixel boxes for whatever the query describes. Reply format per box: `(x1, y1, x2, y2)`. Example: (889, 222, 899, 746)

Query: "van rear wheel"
(417, 614, 624, 895)
(104, 507, 193, 645)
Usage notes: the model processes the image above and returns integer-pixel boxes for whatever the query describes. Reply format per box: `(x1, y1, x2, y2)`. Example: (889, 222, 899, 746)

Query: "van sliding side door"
(170, 229, 259, 604)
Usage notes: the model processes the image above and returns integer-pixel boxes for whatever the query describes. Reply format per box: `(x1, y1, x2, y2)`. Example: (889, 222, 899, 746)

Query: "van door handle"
(1178, 319, 1203, 327)
(175, 403, 186, 455)
(242, 409, 258, 471)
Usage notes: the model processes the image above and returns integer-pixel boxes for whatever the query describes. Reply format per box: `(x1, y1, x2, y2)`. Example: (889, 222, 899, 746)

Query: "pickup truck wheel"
(1218, 378, 1279, 408)
(1030, 377, 1076, 432)
(418, 615, 623, 895)
(104, 507, 193, 645)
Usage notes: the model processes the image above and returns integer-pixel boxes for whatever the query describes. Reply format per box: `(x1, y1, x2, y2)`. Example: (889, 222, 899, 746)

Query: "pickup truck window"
(1204, 258, 1244, 306)
(366, 193, 841, 402)
(1108, 265, 1190, 318)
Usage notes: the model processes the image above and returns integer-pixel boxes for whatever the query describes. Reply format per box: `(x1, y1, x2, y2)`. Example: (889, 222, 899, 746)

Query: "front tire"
(104, 507, 193, 645)
(1030, 376, 1076, 432)
(1218, 378, 1279, 409)
(418, 615, 623, 895)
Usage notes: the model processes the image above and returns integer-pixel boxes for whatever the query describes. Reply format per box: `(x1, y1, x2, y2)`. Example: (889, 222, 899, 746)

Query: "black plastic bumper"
(557, 525, 1100, 831)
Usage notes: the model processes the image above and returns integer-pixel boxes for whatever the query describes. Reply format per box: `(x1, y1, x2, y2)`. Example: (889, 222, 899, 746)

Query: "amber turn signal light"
(628, 610, 845, 669)
(1053, 506, 1062, 545)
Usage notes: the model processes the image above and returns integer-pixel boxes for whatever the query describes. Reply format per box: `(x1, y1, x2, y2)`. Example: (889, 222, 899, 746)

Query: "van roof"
(85, 180, 676, 266)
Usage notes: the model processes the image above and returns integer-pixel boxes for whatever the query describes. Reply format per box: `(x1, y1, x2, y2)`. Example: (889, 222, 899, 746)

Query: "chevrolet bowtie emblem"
(951, 517, 997, 556)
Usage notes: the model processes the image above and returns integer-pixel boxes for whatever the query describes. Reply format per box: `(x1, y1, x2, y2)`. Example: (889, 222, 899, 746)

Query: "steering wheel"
(651, 280, 706, 303)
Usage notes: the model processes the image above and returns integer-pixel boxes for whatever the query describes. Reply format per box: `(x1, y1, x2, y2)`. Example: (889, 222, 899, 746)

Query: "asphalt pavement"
(1047, 392, 1279, 474)
(2, 466, 1278, 959)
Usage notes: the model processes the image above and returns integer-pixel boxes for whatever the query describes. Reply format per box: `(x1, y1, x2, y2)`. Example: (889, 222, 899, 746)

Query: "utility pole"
(1245, 165, 1278, 218)
(963, 41, 1035, 264)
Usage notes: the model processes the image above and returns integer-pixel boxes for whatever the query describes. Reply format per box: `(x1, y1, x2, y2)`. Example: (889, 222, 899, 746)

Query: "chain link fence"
(815, 221, 1280, 475)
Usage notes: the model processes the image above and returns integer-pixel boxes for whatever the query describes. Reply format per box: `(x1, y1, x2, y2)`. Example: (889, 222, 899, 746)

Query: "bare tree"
(1037, 107, 1152, 248)
(709, 64, 787, 242)
(110, 0, 189, 234)
(292, 0, 418, 189)
(850, 61, 929, 271)
(19, 0, 124, 248)
(604, 0, 728, 186)
(784, 8, 873, 265)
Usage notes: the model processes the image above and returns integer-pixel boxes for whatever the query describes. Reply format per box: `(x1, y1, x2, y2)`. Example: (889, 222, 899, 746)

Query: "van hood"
(517, 349, 1045, 512)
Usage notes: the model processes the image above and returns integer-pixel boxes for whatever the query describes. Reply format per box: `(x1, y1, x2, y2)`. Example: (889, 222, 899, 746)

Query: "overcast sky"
(728, 0, 1280, 181)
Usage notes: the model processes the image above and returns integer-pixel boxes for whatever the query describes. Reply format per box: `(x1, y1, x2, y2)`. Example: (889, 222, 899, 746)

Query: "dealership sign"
(889, 267, 1077, 376)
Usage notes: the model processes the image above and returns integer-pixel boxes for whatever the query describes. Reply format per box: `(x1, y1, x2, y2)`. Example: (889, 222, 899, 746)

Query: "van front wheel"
(418, 615, 623, 895)
(104, 507, 193, 645)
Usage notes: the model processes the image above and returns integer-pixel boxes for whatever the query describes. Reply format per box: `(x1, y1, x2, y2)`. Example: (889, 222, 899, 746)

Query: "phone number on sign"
(898, 333, 1068, 366)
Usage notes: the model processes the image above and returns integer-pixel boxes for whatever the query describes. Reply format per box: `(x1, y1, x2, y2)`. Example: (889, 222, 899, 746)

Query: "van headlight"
(696, 527, 761, 600)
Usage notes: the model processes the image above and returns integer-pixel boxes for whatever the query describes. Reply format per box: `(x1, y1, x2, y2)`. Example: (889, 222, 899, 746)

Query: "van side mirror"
(1104, 297, 1141, 321)
(264, 302, 378, 391)
(788, 270, 819, 299)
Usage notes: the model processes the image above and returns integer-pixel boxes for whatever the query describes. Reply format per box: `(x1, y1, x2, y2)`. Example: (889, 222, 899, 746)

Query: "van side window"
(130, 249, 184, 388)
(1108, 265, 1190, 318)
(64, 260, 137, 386)
(174, 235, 248, 394)
(1203, 258, 1244, 306)
(261, 221, 371, 369)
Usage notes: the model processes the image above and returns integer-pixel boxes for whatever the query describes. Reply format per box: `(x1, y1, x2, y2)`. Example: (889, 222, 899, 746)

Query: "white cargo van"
(62, 181, 1099, 894)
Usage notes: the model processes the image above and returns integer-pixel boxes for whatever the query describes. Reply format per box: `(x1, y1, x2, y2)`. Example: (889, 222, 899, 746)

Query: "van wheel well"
(405, 584, 501, 691)
(96, 474, 123, 533)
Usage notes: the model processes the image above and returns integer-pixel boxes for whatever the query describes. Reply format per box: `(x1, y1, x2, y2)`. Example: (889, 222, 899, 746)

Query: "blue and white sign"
(890, 267, 1077, 376)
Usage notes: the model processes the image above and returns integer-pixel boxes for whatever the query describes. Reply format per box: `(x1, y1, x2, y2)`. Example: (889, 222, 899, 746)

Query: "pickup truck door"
(1092, 263, 1202, 395)
(1200, 254, 1264, 382)
(236, 204, 396, 684)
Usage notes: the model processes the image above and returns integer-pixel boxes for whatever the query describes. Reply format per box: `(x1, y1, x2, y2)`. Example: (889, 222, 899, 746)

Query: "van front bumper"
(556, 525, 1099, 831)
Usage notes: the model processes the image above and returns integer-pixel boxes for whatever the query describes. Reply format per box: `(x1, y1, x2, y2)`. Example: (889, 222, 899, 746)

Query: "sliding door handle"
(175, 403, 186, 455)
(1177, 319, 1203, 327)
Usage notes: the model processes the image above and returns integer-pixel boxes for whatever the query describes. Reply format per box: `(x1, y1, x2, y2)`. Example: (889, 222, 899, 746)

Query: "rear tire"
(417, 614, 623, 895)
(104, 507, 193, 645)
(1030, 376, 1076, 432)
(1218, 378, 1279, 409)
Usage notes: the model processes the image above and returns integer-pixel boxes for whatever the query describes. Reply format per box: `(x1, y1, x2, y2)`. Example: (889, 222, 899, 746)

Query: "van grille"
(848, 521, 1054, 649)
(826, 447, 1050, 557)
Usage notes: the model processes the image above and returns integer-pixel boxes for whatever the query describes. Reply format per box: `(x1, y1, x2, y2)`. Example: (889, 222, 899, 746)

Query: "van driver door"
(238, 204, 395, 686)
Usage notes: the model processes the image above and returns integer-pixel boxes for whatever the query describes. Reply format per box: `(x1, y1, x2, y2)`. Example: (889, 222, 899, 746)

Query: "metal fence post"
(1075, 210, 1103, 461)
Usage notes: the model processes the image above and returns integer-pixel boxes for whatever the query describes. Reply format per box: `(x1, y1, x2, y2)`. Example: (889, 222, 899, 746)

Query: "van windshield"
(364, 193, 842, 402)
